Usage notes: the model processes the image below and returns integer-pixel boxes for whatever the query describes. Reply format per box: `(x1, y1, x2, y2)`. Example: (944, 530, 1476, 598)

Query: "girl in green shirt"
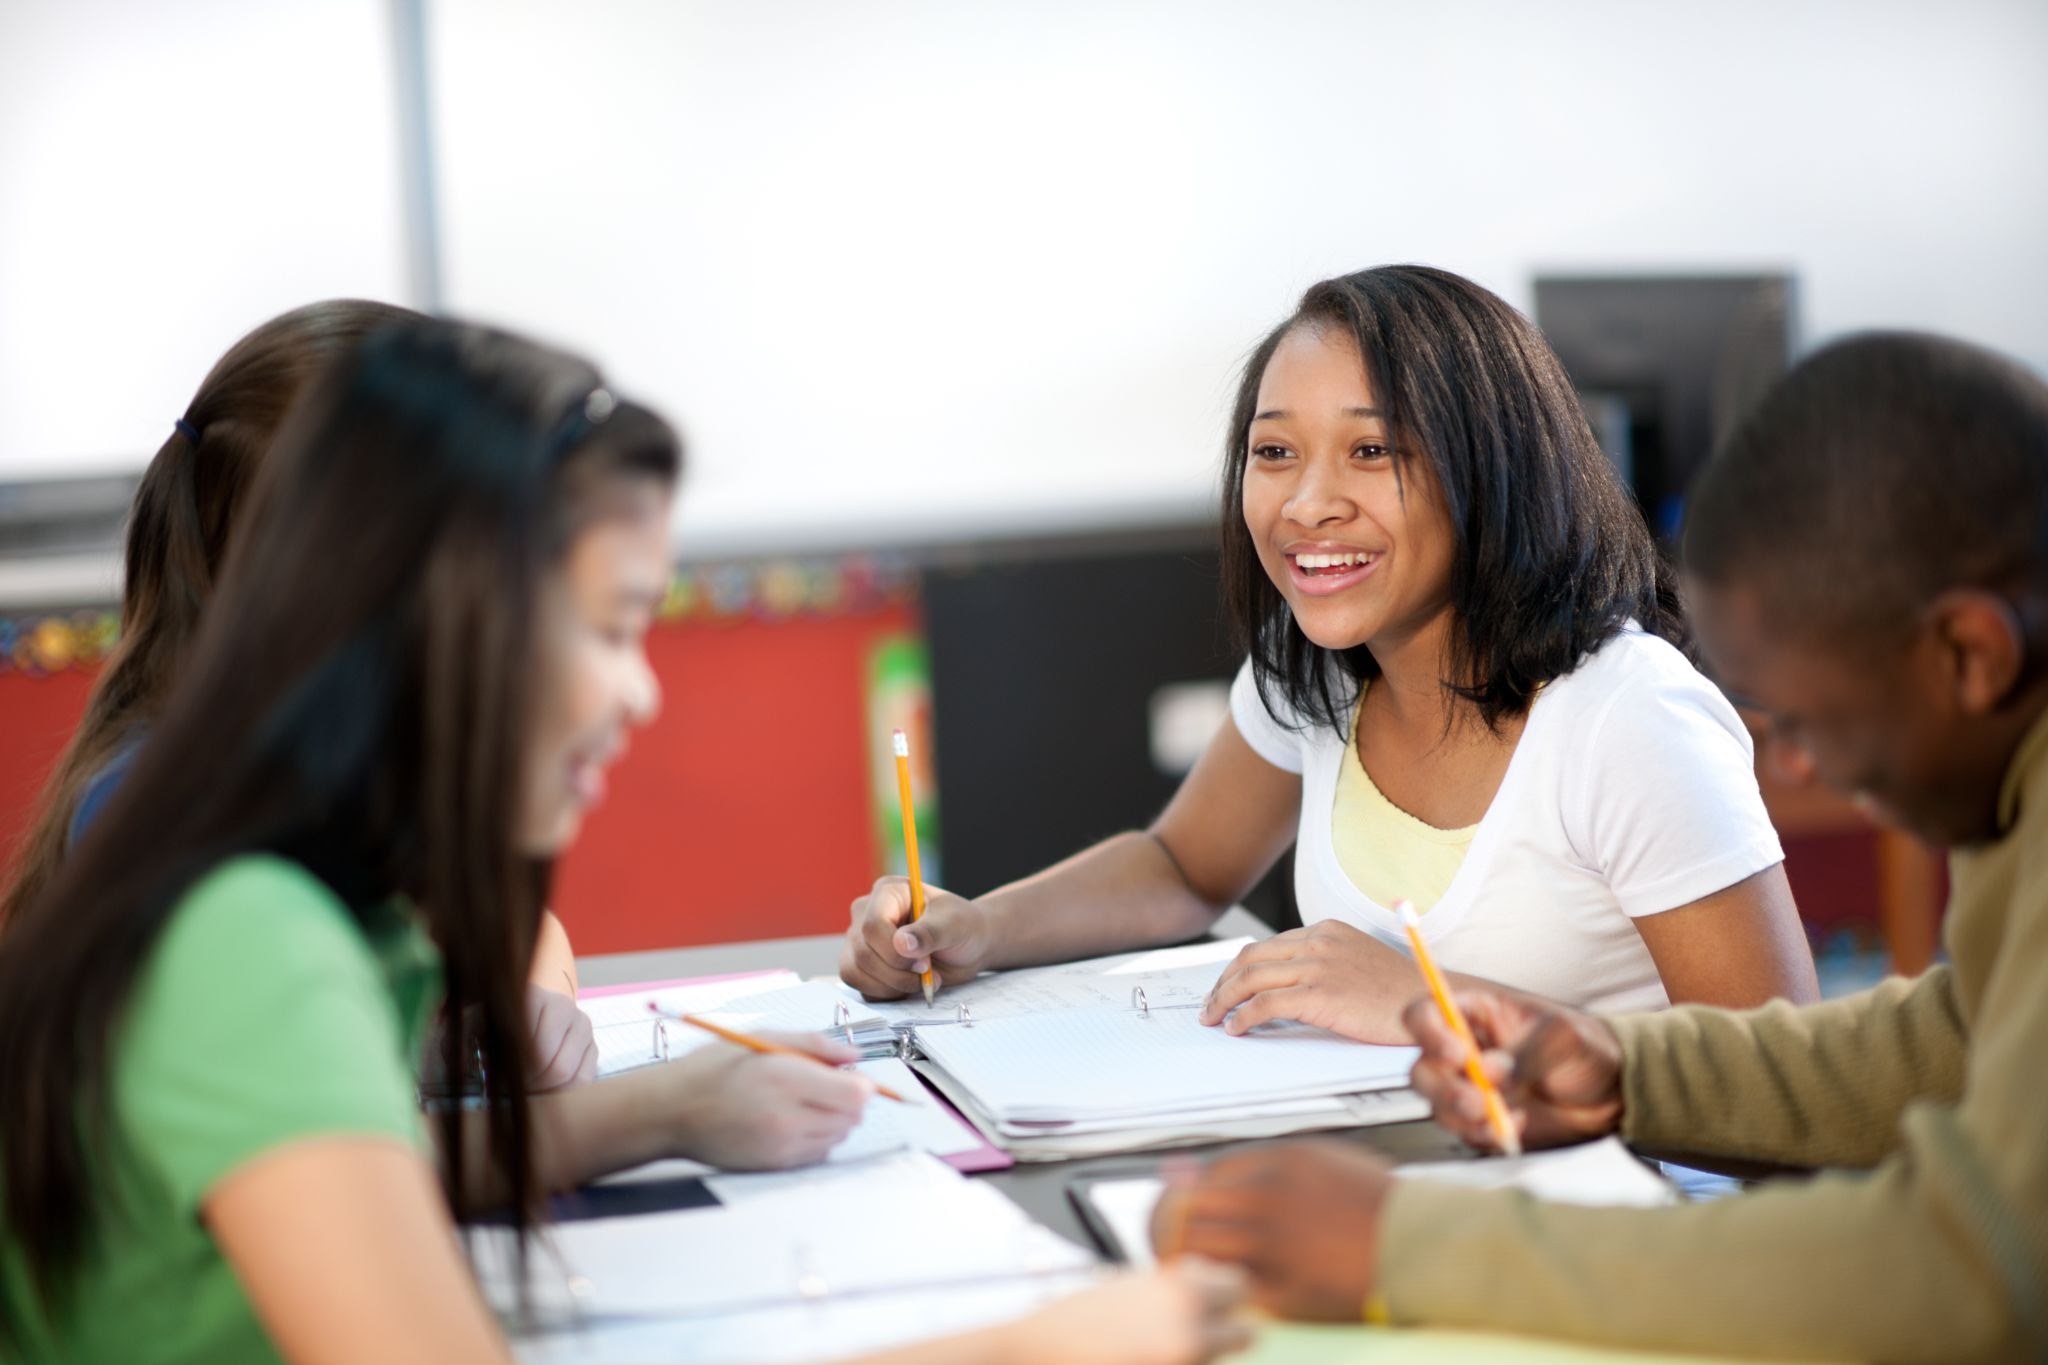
(0, 299, 594, 1089)
(0, 316, 1242, 1364)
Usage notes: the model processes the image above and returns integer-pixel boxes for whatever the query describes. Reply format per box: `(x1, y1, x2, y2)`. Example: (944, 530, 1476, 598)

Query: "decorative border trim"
(658, 553, 919, 623)
(0, 611, 119, 677)
(0, 554, 922, 676)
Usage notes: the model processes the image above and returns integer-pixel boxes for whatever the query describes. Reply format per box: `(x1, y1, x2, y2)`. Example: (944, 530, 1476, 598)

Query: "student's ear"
(1924, 589, 2026, 717)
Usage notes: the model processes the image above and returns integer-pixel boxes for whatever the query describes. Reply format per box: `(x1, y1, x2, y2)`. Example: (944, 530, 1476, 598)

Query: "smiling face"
(520, 479, 673, 856)
(1239, 323, 1459, 656)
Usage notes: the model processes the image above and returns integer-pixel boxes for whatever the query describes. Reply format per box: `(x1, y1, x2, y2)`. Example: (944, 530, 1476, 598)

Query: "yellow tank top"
(1331, 692, 1477, 914)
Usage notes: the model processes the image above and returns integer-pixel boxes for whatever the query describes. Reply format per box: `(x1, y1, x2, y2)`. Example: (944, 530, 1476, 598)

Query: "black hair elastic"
(173, 418, 202, 443)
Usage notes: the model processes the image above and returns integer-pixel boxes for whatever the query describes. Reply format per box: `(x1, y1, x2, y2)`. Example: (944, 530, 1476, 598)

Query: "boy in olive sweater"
(1160, 332, 2048, 1363)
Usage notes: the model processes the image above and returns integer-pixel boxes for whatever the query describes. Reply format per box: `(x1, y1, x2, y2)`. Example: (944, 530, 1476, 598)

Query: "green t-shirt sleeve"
(114, 855, 429, 1214)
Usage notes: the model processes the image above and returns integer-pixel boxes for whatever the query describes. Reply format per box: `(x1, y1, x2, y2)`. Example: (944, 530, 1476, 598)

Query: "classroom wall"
(0, 0, 409, 481)
(425, 0, 2048, 554)
(5, 0, 2045, 540)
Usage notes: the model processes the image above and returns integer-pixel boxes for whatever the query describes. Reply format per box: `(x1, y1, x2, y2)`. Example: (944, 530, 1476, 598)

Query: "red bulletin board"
(0, 666, 97, 867)
(548, 602, 921, 953)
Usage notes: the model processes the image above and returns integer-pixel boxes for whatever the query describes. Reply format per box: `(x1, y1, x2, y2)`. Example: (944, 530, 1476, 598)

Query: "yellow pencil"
(1397, 900, 1522, 1157)
(892, 728, 936, 1007)
(647, 1004, 910, 1103)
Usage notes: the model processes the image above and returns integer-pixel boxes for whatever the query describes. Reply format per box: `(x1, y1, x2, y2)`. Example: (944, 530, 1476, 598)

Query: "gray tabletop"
(576, 915, 1471, 1256)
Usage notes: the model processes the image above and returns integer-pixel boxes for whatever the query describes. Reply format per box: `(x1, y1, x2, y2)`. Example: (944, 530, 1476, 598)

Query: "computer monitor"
(1534, 274, 1796, 540)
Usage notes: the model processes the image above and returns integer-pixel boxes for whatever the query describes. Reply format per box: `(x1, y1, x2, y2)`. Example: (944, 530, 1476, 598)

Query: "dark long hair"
(0, 319, 681, 1316)
(0, 299, 420, 929)
(1219, 265, 1684, 733)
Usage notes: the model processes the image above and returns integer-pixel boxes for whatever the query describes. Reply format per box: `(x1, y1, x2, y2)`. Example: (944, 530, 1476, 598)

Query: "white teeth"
(1296, 552, 1374, 570)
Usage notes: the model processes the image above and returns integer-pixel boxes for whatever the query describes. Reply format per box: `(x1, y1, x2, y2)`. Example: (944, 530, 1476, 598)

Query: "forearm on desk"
(437, 1071, 677, 1206)
(977, 831, 1227, 970)
(1376, 1109, 2036, 1364)
(1370, 955, 2036, 1362)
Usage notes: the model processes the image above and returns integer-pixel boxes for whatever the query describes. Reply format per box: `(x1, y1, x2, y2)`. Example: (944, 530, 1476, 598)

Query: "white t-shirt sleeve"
(1227, 658, 1306, 774)
(1567, 662, 1785, 918)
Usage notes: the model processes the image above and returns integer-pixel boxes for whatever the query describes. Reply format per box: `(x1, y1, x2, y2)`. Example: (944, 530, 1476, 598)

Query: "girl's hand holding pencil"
(838, 874, 999, 1003)
(636, 1022, 875, 1170)
(651, 1007, 908, 1102)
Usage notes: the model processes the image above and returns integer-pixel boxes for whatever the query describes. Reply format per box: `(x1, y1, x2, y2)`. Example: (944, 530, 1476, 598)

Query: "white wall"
(7, 0, 2046, 552)
(0, 0, 410, 481)
(427, 0, 2048, 553)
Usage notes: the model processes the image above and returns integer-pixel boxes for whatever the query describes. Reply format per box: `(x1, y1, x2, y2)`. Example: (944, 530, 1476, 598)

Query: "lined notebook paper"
(587, 978, 885, 1078)
(858, 937, 1251, 1027)
(827, 1058, 988, 1163)
(912, 1007, 1418, 1128)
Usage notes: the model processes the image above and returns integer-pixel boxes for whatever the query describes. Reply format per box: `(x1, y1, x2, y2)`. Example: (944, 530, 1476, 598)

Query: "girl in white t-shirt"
(841, 265, 1818, 1040)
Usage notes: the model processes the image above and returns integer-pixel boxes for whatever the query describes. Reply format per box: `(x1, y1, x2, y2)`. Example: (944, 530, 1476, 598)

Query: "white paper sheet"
(855, 937, 1252, 1026)
(1397, 1135, 1678, 1206)
(476, 1152, 1091, 1325)
(1087, 1136, 1677, 1269)
(511, 1268, 1101, 1363)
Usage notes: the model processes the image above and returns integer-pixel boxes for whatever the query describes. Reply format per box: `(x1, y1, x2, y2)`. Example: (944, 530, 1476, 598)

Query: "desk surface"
(576, 912, 1467, 1251)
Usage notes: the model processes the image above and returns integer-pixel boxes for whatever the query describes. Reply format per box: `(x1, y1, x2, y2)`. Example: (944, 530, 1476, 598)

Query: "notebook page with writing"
(585, 972, 799, 1075)
(750, 1057, 986, 1170)
(589, 978, 885, 1077)
(855, 937, 1251, 1026)
(913, 1007, 1418, 1126)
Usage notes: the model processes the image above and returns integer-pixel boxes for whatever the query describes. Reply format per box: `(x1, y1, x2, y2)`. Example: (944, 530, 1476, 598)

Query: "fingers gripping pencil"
(892, 729, 937, 1007)
(1398, 900, 1522, 1157)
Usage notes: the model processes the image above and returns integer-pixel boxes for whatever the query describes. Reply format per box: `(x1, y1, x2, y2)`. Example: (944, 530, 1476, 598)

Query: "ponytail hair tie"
(174, 418, 202, 443)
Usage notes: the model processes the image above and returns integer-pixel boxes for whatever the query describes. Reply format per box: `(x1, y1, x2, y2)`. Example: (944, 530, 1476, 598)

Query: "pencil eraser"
(892, 729, 909, 757)
(1396, 900, 1421, 929)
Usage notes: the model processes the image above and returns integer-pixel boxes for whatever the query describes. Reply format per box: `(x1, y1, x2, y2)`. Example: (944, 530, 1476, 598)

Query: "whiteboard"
(0, 0, 411, 483)
(8, 0, 2045, 536)
(427, 0, 2048, 552)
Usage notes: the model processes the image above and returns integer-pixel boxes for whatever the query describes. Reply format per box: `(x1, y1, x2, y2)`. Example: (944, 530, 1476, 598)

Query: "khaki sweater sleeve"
(1373, 920, 2048, 1361)
(1610, 966, 1967, 1168)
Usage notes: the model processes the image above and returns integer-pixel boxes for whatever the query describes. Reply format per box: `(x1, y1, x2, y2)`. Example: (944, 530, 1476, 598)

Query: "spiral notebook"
(837, 937, 1427, 1157)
